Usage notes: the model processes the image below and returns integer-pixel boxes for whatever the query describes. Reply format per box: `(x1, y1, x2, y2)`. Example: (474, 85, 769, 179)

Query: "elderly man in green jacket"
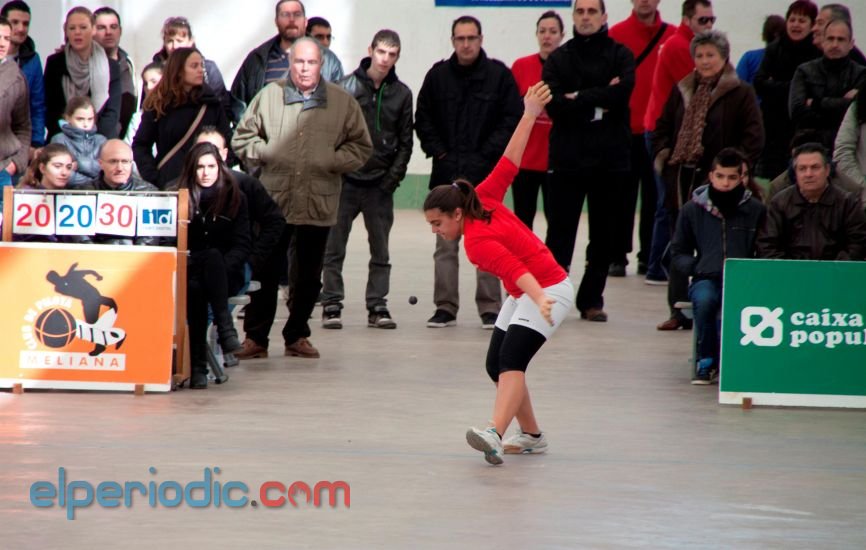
(232, 37, 372, 360)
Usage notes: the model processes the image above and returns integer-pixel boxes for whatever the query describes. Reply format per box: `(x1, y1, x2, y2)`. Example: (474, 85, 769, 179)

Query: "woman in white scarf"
(44, 6, 121, 140)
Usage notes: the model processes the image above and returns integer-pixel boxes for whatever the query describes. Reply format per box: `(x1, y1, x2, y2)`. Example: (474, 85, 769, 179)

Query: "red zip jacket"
(643, 23, 695, 133)
(609, 11, 676, 134)
(464, 157, 568, 298)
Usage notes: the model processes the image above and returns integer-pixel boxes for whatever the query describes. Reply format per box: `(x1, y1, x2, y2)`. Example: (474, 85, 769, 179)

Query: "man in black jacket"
(790, 18, 866, 151)
(230, 0, 343, 111)
(320, 29, 413, 331)
(542, 0, 635, 322)
(415, 15, 522, 329)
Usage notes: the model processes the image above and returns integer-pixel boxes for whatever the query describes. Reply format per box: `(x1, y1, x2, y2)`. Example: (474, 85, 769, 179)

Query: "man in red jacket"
(643, 0, 715, 285)
(609, 0, 676, 278)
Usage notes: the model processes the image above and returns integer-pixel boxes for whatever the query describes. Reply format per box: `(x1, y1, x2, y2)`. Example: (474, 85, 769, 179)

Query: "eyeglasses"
(313, 33, 333, 42)
(452, 35, 481, 44)
(279, 11, 304, 19)
(696, 16, 717, 25)
(104, 159, 133, 167)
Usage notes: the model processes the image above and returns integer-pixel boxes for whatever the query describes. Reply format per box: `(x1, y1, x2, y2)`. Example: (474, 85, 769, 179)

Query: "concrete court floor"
(1, 211, 865, 550)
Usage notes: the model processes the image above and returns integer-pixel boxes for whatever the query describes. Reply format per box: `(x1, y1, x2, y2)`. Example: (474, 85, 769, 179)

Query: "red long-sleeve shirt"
(609, 11, 676, 134)
(643, 23, 695, 132)
(510, 54, 553, 172)
(464, 157, 567, 298)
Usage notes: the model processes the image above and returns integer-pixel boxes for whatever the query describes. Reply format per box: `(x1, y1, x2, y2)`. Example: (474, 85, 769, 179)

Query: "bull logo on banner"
(27, 263, 126, 359)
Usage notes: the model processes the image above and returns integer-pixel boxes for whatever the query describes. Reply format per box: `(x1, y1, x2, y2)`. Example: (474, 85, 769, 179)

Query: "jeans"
(0, 168, 11, 209)
(689, 278, 722, 367)
(612, 134, 657, 266)
(321, 181, 394, 311)
(645, 132, 670, 279)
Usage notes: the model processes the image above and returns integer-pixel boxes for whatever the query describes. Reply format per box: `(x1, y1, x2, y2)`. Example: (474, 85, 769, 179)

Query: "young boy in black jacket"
(670, 148, 767, 384)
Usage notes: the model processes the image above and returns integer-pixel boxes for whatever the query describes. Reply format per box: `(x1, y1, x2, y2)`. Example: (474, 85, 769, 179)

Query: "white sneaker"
(465, 426, 504, 465)
(503, 430, 548, 454)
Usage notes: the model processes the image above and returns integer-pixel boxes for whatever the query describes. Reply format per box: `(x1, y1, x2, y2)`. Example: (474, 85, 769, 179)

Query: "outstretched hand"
(524, 82, 552, 118)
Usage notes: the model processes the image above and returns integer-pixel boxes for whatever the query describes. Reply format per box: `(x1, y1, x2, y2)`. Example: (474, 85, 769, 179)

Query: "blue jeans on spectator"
(0, 168, 12, 209)
(689, 278, 722, 367)
(321, 180, 394, 312)
(644, 132, 670, 280)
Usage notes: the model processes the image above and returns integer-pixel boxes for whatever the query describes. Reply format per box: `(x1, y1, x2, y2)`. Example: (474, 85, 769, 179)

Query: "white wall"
(25, 0, 866, 174)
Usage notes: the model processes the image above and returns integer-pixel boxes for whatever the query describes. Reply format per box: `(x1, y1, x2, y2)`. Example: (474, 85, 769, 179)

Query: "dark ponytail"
(423, 179, 492, 223)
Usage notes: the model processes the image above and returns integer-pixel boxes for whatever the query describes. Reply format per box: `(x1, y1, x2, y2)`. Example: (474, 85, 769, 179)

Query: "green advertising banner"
(720, 259, 866, 408)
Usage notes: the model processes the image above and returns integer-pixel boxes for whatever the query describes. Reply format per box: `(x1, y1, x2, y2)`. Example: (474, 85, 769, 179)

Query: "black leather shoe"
(189, 372, 208, 389)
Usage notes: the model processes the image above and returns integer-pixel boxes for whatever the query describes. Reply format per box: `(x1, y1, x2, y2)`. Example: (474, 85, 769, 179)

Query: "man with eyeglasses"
(542, 0, 635, 323)
(643, 0, 715, 291)
(78, 139, 159, 245)
(415, 15, 522, 330)
(231, 0, 344, 110)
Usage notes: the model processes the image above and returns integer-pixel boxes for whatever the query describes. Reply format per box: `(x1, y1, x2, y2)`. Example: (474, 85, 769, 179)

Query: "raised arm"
(503, 82, 552, 167)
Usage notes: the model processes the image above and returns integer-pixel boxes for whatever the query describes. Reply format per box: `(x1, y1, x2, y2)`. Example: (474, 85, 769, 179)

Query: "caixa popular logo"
(740, 306, 866, 349)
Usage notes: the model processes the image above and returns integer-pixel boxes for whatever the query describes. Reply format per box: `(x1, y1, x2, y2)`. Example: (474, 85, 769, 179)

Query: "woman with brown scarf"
(651, 29, 765, 331)
(43, 6, 122, 140)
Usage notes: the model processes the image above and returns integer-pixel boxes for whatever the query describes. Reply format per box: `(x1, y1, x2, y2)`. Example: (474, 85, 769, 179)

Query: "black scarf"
(708, 185, 745, 218)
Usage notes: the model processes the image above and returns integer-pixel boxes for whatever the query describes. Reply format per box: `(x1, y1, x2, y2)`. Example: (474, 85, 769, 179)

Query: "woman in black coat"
(132, 47, 231, 189)
(177, 142, 250, 389)
(753, 0, 821, 177)
(43, 6, 122, 140)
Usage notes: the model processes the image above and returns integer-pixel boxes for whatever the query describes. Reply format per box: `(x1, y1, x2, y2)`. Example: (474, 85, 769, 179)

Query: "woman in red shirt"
(509, 10, 563, 231)
(424, 82, 573, 465)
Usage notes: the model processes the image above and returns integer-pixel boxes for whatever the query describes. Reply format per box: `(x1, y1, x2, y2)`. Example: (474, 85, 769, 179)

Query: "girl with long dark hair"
(423, 83, 573, 465)
(177, 142, 250, 389)
(133, 47, 231, 189)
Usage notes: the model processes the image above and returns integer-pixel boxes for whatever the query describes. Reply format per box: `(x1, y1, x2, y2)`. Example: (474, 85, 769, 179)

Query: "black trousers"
(187, 249, 244, 374)
(511, 169, 551, 232)
(545, 168, 623, 312)
(611, 134, 657, 266)
(243, 224, 330, 347)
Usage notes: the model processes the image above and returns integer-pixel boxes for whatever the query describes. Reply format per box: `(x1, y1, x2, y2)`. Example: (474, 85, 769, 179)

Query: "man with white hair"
(232, 37, 371, 360)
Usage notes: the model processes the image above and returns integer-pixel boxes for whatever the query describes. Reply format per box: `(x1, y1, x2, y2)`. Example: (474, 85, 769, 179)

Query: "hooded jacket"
(132, 84, 231, 189)
(12, 36, 46, 146)
(415, 49, 522, 188)
(339, 58, 413, 191)
(50, 121, 107, 186)
(0, 58, 31, 175)
(671, 184, 766, 280)
(544, 26, 635, 172)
